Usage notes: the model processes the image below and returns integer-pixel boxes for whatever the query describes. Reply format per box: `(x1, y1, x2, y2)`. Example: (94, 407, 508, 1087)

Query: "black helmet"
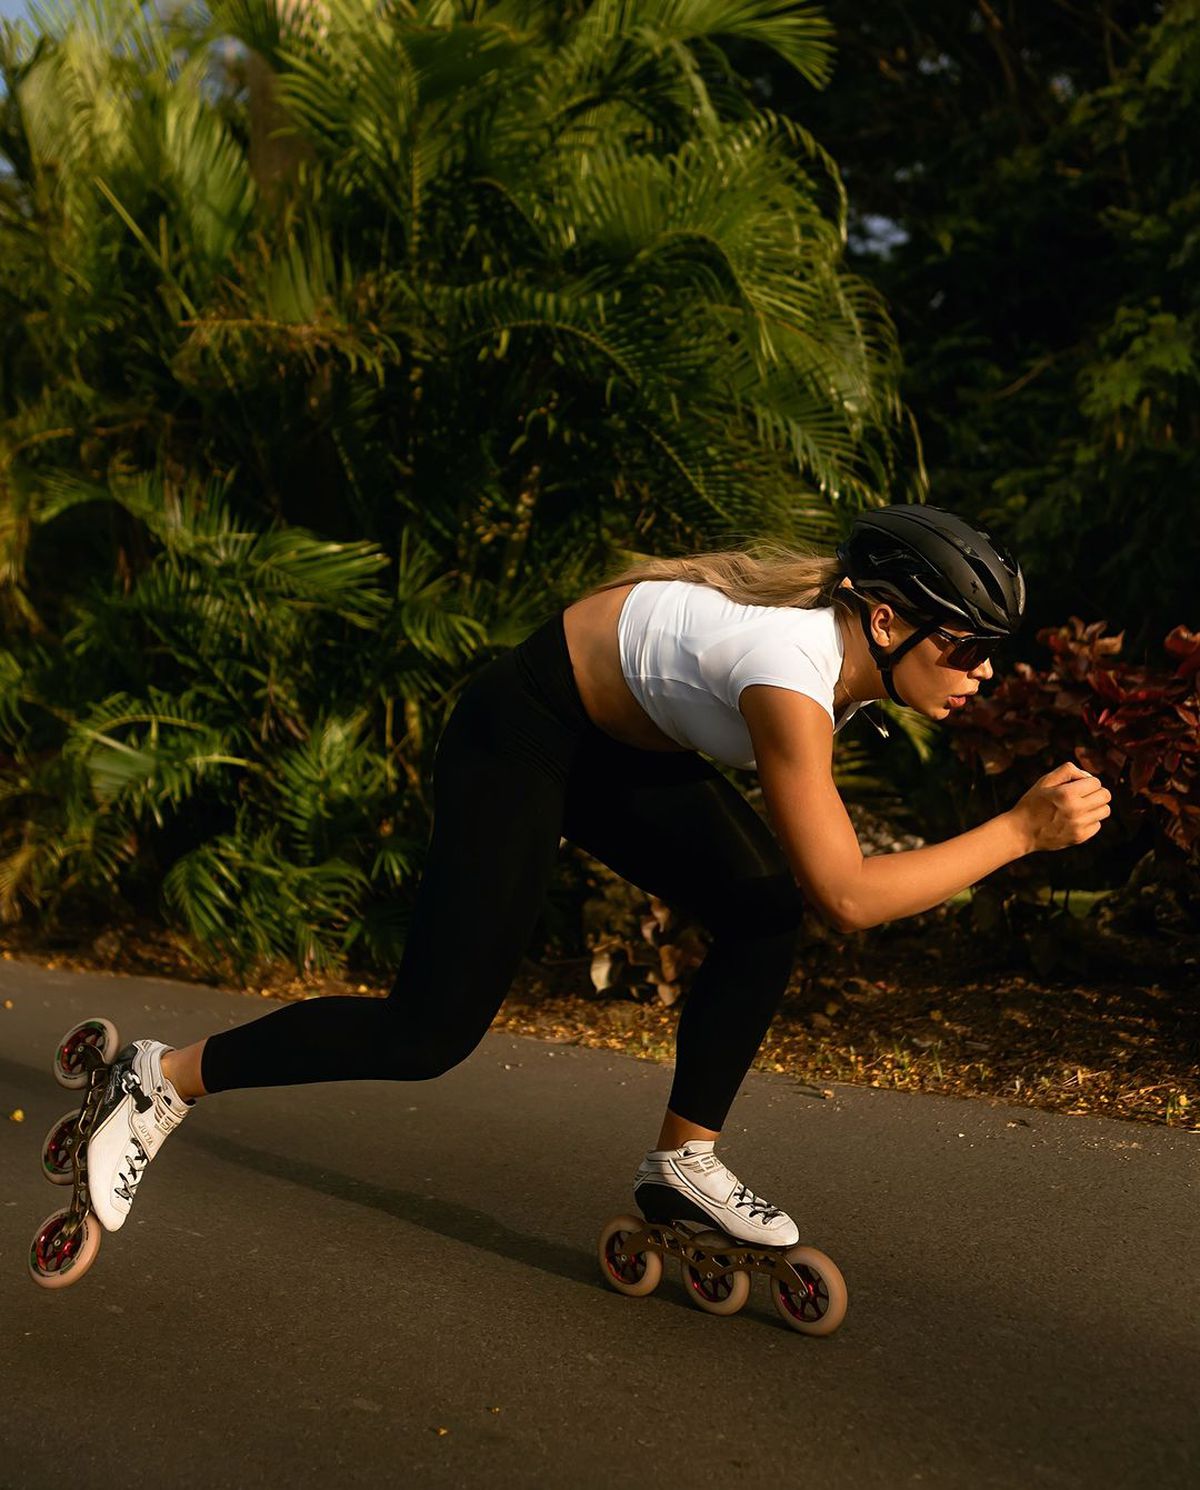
(835, 504, 1026, 709)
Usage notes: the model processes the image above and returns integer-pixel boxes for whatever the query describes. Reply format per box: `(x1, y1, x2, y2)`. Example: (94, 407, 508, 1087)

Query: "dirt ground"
(2, 907, 1196, 1133)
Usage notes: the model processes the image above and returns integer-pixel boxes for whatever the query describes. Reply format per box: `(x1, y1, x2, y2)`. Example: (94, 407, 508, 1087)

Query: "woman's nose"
(970, 657, 994, 682)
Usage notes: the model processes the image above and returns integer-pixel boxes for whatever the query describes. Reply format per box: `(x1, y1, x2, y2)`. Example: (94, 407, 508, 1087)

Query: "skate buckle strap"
(117, 1067, 154, 1115)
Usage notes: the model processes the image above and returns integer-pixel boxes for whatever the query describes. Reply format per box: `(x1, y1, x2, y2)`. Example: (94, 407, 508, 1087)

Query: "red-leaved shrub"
(948, 618, 1200, 862)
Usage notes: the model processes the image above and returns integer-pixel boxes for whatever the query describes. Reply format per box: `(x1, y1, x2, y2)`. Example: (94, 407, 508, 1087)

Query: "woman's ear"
(871, 603, 902, 646)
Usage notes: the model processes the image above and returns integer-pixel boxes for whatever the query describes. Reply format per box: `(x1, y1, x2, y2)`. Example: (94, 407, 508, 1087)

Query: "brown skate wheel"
(41, 1110, 85, 1185)
(28, 1207, 102, 1289)
(54, 1018, 120, 1090)
(770, 1245, 848, 1336)
(598, 1214, 663, 1297)
(680, 1230, 751, 1316)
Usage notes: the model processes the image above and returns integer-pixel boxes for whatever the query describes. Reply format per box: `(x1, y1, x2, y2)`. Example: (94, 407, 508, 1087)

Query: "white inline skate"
(29, 1019, 192, 1289)
(597, 1139, 847, 1335)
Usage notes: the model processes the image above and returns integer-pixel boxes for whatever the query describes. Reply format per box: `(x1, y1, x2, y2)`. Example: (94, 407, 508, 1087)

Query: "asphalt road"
(1, 957, 1197, 1489)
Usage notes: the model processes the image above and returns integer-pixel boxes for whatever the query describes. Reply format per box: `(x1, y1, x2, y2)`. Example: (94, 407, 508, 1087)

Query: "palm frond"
(583, 0, 834, 90)
(0, 0, 916, 974)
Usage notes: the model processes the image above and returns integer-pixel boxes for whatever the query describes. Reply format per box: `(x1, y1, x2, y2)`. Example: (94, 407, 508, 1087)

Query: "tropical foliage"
(752, 0, 1198, 657)
(0, 0, 917, 975)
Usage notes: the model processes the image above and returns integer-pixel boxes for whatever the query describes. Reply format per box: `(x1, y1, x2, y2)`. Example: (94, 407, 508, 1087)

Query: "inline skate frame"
(28, 1017, 122, 1289)
(597, 1213, 847, 1334)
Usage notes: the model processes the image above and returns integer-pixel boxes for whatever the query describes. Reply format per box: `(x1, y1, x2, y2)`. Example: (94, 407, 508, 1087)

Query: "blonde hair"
(580, 538, 857, 619)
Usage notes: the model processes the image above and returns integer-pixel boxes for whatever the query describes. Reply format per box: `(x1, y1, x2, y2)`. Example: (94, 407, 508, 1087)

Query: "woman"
(84, 504, 1110, 1247)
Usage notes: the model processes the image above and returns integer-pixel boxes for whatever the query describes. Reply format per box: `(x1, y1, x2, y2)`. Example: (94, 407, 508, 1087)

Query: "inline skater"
(83, 503, 1109, 1251)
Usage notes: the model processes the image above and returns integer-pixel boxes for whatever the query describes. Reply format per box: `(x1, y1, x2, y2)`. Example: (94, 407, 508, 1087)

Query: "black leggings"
(199, 610, 806, 1131)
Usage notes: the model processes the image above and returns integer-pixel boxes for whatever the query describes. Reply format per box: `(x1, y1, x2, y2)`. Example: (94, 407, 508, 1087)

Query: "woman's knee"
(702, 869, 807, 943)
(743, 921, 803, 986)
(375, 1016, 485, 1082)
(692, 878, 805, 1003)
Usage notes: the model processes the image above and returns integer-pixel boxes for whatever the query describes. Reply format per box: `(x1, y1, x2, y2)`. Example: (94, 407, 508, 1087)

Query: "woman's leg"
(180, 634, 587, 1099)
(166, 737, 800, 1115)
(562, 734, 805, 1139)
(161, 1041, 206, 1101)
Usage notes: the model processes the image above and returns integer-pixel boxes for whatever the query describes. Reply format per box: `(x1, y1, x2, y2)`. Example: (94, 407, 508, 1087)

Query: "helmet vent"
(976, 565, 1009, 608)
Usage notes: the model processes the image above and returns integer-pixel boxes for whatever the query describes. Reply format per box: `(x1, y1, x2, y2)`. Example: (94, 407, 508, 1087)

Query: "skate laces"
(731, 1182, 783, 1223)
(115, 1137, 150, 1202)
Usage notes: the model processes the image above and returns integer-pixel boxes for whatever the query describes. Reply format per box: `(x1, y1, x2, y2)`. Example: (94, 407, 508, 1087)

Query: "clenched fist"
(1010, 762, 1113, 853)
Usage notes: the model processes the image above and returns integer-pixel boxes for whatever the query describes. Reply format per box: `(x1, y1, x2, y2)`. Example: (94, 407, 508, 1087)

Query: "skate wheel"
(41, 1109, 85, 1185)
(598, 1214, 663, 1297)
(680, 1230, 751, 1316)
(28, 1207, 102, 1289)
(54, 1018, 120, 1089)
(770, 1245, 848, 1336)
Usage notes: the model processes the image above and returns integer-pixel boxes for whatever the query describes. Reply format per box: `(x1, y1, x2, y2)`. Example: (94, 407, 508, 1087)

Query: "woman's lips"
(948, 694, 967, 707)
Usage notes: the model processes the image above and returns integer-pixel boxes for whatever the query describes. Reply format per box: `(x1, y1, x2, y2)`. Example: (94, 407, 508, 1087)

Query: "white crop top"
(616, 579, 861, 770)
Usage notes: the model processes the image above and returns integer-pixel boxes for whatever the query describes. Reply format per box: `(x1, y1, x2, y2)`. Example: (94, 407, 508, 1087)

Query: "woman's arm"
(740, 685, 1032, 933)
(838, 814, 1030, 931)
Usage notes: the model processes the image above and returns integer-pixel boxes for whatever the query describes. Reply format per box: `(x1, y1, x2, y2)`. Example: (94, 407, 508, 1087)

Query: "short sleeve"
(726, 642, 834, 724)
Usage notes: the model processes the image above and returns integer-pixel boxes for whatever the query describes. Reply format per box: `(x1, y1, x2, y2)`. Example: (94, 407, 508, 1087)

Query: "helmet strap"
(857, 606, 936, 707)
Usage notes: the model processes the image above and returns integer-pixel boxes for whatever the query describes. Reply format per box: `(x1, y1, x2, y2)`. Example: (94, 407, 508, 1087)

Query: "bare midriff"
(561, 583, 690, 752)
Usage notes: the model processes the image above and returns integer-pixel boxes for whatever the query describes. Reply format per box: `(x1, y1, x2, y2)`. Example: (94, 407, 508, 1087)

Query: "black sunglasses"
(923, 626, 1001, 671)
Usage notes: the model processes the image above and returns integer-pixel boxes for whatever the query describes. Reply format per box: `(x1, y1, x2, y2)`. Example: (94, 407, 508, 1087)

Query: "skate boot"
(633, 1139, 800, 1246)
(86, 1040, 193, 1232)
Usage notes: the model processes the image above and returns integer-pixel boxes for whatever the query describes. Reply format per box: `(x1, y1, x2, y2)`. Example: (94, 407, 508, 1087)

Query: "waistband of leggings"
(511, 609, 594, 732)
